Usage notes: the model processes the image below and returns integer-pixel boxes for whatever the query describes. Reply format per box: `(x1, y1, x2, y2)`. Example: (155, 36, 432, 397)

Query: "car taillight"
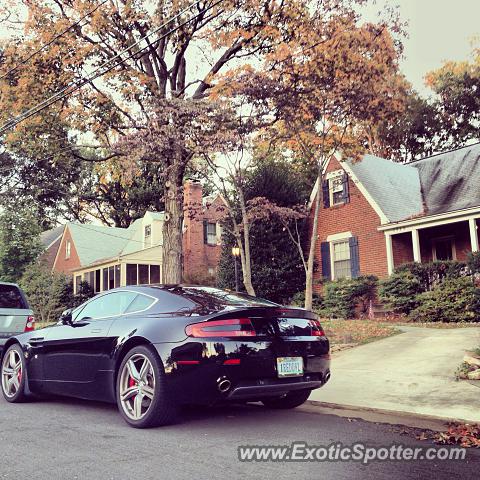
(25, 315, 35, 332)
(309, 319, 325, 337)
(185, 318, 256, 337)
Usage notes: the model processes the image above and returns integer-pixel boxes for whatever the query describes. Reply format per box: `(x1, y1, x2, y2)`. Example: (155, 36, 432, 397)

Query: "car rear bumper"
(154, 337, 331, 405)
(227, 374, 330, 400)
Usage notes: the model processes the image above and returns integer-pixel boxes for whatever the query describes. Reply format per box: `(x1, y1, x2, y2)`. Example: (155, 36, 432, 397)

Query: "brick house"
(43, 181, 223, 293)
(309, 143, 480, 292)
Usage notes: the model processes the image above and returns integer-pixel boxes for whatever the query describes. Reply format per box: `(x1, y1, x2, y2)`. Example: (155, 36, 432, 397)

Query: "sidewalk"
(310, 326, 480, 423)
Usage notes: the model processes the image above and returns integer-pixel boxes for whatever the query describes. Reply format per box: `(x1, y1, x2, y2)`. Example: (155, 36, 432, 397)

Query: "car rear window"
(174, 286, 278, 309)
(0, 285, 26, 309)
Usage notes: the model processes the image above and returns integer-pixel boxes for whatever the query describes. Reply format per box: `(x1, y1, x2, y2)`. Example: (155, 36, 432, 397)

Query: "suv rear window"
(0, 285, 26, 309)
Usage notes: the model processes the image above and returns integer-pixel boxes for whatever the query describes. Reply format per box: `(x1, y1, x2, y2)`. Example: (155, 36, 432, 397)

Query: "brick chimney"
(183, 180, 204, 281)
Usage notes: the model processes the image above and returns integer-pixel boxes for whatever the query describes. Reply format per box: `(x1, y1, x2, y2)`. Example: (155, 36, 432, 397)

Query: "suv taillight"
(309, 319, 325, 337)
(25, 315, 35, 332)
(185, 318, 256, 337)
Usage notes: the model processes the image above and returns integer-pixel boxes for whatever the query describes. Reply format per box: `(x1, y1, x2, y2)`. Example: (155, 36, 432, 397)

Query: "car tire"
(1, 344, 28, 403)
(261, 389, 312, 409)
(116, 345, 177, 428)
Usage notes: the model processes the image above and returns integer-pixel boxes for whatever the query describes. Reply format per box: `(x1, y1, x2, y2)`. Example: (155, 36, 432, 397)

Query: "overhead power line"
(0, 0, 109, 81)
(0, 0, 221, 136)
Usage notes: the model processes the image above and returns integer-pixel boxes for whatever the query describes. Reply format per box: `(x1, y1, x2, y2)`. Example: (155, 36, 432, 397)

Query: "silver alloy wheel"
(1, 349, 22, 398)
(119, 353, 155, 421)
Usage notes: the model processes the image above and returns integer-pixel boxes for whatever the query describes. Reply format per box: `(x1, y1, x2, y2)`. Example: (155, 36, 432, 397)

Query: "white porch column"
(120, 263, 126, 287)
(385, 233, 394, 275)
(469, 218, 479, 252)
(411, 228, 421, 263)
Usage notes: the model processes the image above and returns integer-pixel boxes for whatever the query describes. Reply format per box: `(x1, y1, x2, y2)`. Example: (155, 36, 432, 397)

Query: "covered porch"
(382, 211, 480, 274)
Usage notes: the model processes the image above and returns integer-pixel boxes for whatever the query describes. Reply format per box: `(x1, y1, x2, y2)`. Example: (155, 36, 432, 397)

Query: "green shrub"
(408, 277, 479, 323)
(290, 290, 324, 310)
(467, 252, 480, 276)
(378, 270, 423, 315)
(19, 262, 95, 323)
(395, 261, 468, 291)
(319, 276, 378, 319)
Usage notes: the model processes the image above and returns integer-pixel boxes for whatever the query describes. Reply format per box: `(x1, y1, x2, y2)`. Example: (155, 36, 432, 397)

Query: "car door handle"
(90, 329, 102, 334)
(29, 337, 44, 345)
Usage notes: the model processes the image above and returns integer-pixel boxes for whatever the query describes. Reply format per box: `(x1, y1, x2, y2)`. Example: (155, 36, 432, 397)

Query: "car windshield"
(0, 285, 26, 309)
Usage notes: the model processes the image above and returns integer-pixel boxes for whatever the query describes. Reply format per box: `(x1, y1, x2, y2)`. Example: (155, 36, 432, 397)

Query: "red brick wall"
(392, 232, 414, 267)
(311, 156, 388, 293)
(182, 181, 222, 282)
(39, 237, 62, 271)
(53, 227, 81, 274)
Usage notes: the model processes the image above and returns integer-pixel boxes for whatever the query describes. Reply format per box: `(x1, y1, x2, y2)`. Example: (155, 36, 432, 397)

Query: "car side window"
(124, 294, 155, 314)
(0, 285, 26, 309)
(76, 291, 137, 321)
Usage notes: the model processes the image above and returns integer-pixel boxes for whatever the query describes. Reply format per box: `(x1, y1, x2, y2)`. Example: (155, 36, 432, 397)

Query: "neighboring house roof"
(67, 222, 135, 266)
(346, 154, 424, 223)
(341, 143, 480, 224)
(410, 143, 480, 216)
(40, 225, 65, 249)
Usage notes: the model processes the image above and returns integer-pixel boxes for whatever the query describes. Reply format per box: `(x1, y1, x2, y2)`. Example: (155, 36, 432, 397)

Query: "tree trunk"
(237, 186, 256, 296)
(304, 166, 323, 311)
(162, 165, 183, 284)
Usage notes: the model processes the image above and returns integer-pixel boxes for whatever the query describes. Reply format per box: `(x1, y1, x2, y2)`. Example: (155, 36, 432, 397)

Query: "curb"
(302, 400, 477, 431)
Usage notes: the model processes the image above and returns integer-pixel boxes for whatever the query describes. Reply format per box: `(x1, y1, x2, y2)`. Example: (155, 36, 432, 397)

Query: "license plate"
(276, 357, 304, 377)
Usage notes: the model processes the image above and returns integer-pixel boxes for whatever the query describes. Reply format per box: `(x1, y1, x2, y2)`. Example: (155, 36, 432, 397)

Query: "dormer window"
(144, 225, 152, 248)
(323, 170, 350, 208)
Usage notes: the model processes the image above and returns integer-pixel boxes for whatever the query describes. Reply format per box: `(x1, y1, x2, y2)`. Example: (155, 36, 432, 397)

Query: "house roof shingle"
(40, 225, 65, 248)
(345, 143, 480, 224)
(346, 154, 423, 223)
(410, 143, 480, 216)
(67, 222, 136, 266)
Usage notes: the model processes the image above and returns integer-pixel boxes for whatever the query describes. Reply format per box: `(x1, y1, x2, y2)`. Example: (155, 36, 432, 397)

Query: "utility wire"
(0, 0, 109, 81)
(0, 0, 219, 135)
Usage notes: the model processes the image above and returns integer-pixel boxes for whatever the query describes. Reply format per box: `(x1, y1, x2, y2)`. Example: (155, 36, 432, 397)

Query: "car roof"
(0, 281, 20, 287)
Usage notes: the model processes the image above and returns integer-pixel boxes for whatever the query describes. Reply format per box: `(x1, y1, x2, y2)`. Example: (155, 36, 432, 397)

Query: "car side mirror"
(60, 309, 73, 326)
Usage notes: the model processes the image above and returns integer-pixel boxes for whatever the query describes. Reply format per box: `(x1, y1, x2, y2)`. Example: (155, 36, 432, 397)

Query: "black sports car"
(1, 285, 330, 428)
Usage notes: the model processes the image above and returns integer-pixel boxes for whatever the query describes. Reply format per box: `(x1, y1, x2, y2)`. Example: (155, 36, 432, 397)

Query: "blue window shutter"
(342, 172, 350, 203)
(349, 236, 360, 278)
(322, 180, 330, 208)
(203, 220, 208, 244)
(321, 242, 331, 280)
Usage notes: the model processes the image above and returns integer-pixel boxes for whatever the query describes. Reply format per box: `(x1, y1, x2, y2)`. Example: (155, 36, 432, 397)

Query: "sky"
(372, 0, 480, 95)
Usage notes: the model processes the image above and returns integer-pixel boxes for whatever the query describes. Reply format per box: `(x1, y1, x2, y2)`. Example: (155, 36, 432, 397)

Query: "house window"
(144, 225, 152, 248)
(65, 240, 71, 259)
(432, 237, 456, 261)
(126, 264, 137, 286)
(332, 240, 352, 280)
(206, 222, 217, 245)
(323, 171, 349, 207)
(75, 275, 82, 293)
(95, 269, 101, 293)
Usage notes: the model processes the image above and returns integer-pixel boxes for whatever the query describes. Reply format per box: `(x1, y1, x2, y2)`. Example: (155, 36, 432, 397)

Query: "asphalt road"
(0, 395, 478, 480)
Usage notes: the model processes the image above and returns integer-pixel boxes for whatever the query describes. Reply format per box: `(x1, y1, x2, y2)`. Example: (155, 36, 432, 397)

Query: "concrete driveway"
(310, 326, 480, 423)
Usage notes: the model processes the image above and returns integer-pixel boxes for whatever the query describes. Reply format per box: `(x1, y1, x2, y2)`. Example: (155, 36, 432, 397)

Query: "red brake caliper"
(129, 377, 136, 388)
(17, 368, 22, 384)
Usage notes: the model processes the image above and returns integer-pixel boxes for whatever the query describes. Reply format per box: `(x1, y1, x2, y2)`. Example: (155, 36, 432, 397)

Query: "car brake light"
(309, 319, 325, 337)
(185, 318, 255, 337)
(25, 315, 35, 332)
